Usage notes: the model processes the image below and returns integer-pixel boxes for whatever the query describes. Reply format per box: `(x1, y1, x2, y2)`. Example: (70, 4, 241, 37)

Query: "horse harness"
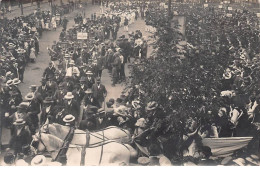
(54, 126, 75, 162)
(41, 125, 130, 165)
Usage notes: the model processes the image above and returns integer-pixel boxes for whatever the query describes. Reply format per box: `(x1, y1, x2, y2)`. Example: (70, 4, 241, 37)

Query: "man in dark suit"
(40, 97, 56, 125)
(43, 62, 56, 79)
(95, 108, 108, 130)
(72, 83, 85, 103)
(9, 119, 32, 156)
(36, 78, 48, 106)
(85, 71, 95, 89)
(92, 77, 107, 108)
(64, 92, 80, 127)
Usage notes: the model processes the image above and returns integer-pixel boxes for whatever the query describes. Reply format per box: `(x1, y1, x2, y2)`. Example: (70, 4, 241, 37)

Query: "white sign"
(204, 4, 208, 7)
(257, 13, 260, 18)
(228, 7, 232, 10)
(227, 14, 232, 17)
(219, 5, 223, 9)
(77, 32, 88, 40)
(164, 4, 168, 9)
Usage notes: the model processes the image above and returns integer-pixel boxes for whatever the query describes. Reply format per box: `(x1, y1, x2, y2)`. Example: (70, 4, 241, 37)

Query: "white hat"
(69, 60, 75, 65)
(31, 155, 47, 166)
(233, 158, 246, 166)
(6, 80, 13, 86)
(13, 78, 21, 85)
(64, 92, 74, 99)
(63, 114, 75, 123)
(135, 118, 147, 128)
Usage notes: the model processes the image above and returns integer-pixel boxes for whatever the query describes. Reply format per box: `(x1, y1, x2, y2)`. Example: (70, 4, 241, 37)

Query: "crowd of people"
(0, 1, 154, 166)
(1, 0, 260, 166)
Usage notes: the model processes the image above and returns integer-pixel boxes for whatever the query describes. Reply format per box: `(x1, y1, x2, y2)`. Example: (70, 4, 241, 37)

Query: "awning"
(202, 137, 253, 157)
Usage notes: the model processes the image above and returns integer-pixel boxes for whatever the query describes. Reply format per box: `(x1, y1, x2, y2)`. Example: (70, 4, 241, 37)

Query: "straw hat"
(86, 71, 93, 75)
(245, 157, 259, 165)
(6, 80, 13, 86)
(13, 119, 26, 126)
(31, 155, 47, 166)
(69, 60, 75, 65)
(63, 114, 75, 123)
(146, 101, 158, 111)
(135, 118, 147, 128)
(233, 158, 246, 166)
(98, 108, 106, 114)
(24, 93, 35, 101)
(13, 78, 21, 85)
(138, 157, 150, 166)
(64, 92, 74, 99)
(221, 156, 233, 165)
(85, 88, 93, 94)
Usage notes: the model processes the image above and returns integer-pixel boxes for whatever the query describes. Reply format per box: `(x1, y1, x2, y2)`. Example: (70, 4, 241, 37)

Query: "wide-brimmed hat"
(43, 97, 54, 104)
(64, 92, 74, 99)
(135, 118, 147, 128)
(221, 156, 233, 165)
(69, 60, 75, 65)
(146, 101, 158, 111)
(6, 80, 13, 86)
(233, 158, 246, 166)
(250, 154, 259, 160)
(64, 54, 71, 58)
(86, 71, 93, 75)
(245, 157, 259, 165)
(63, 114, 75, 123)
(85, 88, 93, 94)
(98, 108, 105, 114)
(223, 71, 232, 79)
(6, 71, 12, 76)
(13, 119, 26, 126)
(137, 157, 150, 165)
(24, 93, 34, 101)
(31, 155, 46, 166)
(17, 102, 28, 111)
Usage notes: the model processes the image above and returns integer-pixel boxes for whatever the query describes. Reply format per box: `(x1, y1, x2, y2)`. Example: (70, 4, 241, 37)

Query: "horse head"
(39, 122, 70, 141)
(32, 131, 64, 160)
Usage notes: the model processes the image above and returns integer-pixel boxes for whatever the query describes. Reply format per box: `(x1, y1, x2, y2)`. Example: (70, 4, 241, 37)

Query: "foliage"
(126, 17, 233, 158)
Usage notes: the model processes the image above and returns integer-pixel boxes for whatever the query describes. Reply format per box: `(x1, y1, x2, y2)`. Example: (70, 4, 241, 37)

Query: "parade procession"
(0, 0, 260, 166)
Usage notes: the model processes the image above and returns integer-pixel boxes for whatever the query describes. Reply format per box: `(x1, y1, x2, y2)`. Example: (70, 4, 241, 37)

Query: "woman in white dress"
(30, 48, 36, 63)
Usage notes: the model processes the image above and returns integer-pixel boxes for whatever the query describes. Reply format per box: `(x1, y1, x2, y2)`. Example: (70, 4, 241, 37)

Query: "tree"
(127, 14, 232, 160)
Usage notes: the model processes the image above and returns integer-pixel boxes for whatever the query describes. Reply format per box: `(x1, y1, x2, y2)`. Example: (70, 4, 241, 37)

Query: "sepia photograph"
(0, 0, 260, 166)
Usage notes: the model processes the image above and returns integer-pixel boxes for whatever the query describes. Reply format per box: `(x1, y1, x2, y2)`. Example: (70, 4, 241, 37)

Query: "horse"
(32, 132, 137, 166)
(40, 122, 132, 146)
